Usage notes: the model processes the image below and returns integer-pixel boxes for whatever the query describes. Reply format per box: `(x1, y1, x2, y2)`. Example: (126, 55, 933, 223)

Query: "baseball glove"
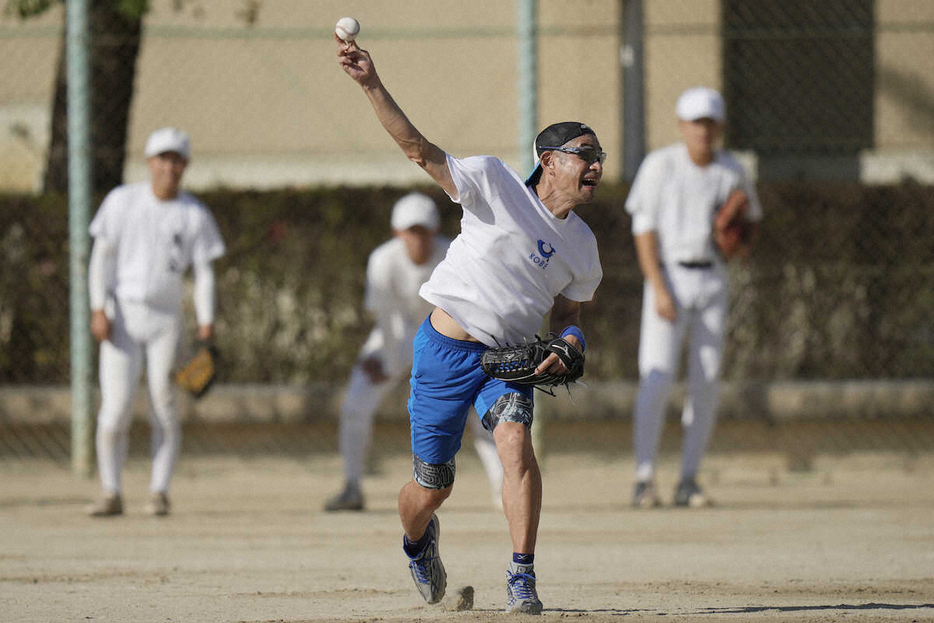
(480, 334, 584, 392)
(174, 341, 219, 399)
(713, 189, 753, 260)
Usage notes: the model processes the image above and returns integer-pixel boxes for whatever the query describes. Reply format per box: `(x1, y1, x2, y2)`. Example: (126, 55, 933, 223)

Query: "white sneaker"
(506, 561, 543, 614)
(406, 513, 447, 604)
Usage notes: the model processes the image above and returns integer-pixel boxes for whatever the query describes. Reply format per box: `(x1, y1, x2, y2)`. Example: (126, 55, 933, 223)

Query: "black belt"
(677, 260, 713, 269)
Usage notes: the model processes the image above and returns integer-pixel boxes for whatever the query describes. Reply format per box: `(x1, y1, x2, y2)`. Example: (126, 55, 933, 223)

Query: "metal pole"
(621, 0, 645, 181)
(68, 0, 93, 476)
(516, 0, 546, 460)
(516, 0, 537, 177)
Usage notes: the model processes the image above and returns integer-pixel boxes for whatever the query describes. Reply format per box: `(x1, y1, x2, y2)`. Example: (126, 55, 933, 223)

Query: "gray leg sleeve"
(413, 455, 456, 490)
(482, 392, 534, 433)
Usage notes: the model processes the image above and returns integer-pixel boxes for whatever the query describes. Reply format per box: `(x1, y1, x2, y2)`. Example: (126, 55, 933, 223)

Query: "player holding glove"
(625, 87, 762, 509)
(337, 34, 603, 614)
(86, 128, 225, 518)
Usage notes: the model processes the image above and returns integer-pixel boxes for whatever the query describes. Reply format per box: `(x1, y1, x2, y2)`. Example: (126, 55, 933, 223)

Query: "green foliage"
(1, 181, 932, 385)
(5, 0, 59, 19)
(5, 0, 148, 19)
(0, 193, 71, 382)
(116, 0, 148, 19)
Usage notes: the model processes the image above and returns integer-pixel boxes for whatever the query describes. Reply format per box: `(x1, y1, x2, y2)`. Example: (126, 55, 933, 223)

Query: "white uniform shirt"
(89, 182, 226, 312)
(360, 235, 451, 376)
(625, 143, 763, 264)
(419, 154, 603, 347)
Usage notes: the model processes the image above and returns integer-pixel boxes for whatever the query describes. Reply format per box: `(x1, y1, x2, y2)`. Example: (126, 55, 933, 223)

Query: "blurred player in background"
(324, 192, 504, 513)
(86, 127, 226, 517)
(337, 35, 602, 614)
(625, 87, 762, 508)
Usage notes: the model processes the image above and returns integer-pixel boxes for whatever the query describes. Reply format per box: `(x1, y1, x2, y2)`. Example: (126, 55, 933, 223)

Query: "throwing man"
(337, 36, 603, 614)
(324, 191, 505, 512)
(625, 87, 762, 508)
(86, 127, 225, 517)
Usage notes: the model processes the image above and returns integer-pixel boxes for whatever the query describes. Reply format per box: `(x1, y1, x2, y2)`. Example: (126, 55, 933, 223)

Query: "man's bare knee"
(493, 421, 528, 449)
(494, 422, 536, 474)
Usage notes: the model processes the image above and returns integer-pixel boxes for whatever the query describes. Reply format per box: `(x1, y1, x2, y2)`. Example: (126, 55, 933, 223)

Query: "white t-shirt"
(360, 234, 450, 376)
(625, 143, 763, 265)
(89, 182, 226, 312)
(419, 154, 603, 347)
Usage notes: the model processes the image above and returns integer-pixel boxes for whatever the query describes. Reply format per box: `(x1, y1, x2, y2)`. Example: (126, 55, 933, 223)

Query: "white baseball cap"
(391, 192, 439, 231)
(144, 127, 191, 159)
(676, 87, 726, 123)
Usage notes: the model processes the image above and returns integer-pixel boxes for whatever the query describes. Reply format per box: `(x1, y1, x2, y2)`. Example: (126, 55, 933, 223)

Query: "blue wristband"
(560, 325, 586, 352)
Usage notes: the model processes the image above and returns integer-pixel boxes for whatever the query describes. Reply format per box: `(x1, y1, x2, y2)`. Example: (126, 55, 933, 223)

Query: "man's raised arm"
(336, 36, 456, 198)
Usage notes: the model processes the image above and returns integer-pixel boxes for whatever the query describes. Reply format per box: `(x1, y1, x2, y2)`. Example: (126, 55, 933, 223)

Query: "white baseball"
(335, 17, 360, 42)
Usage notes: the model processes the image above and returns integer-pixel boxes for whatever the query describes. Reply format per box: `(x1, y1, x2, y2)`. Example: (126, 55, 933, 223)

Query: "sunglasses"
(540, 145, 607, 166)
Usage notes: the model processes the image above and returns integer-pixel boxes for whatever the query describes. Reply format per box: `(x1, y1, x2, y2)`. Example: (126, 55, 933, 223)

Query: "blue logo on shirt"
(538, 240, 556, 258)
(530, 239, 556, 270)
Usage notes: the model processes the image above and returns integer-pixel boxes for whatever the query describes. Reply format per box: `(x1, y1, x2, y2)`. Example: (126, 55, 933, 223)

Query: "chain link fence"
(723, 0, 876, 156)
(0, 0, 932, 462)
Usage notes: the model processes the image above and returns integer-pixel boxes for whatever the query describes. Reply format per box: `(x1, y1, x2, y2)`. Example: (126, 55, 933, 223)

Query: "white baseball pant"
(96, 298, 182, 495)
(633, 263, 729, 483)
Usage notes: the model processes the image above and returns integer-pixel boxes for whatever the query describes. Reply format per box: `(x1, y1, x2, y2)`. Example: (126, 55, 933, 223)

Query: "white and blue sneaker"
(506, 561, 543, 614)
(406, 513, 447, 604)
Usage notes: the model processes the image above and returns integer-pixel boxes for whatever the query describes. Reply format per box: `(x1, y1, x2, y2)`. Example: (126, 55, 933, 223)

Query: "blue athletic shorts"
(408, 315, 534, 464)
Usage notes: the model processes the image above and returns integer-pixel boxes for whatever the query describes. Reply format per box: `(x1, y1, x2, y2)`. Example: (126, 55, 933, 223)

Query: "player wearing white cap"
(626, 87, 762, 508)
(337, 35, 603, 614)
(324, 192, 505, 513)
(86, 127, 225, 517)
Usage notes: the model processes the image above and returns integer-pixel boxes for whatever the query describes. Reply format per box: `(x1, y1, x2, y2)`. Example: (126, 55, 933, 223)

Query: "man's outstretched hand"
(336, 35, 378, 87)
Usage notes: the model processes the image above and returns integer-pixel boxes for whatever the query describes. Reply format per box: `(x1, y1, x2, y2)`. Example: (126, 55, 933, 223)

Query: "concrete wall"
(0, 8, 60, 192)
(643, 0, 722, 152)
(3, 381, 932, 425)
(870, 0, 934, 181)
(0, 0, 932, 191)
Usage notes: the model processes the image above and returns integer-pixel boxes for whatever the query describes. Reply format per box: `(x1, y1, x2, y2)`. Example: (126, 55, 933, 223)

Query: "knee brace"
(412, 454, 456, 490)
(482, 392, 534, 433)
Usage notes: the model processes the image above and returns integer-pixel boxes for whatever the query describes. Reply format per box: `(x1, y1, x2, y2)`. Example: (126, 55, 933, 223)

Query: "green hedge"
(1, 181, 931, 384)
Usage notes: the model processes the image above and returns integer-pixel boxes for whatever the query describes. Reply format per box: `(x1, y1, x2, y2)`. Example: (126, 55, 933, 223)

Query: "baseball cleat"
(674, 477, 710, 508)
(632, 481, 661, 509)
(87, 492, 123, 517)
(506, 562, 543, 614)
(323, 483, 364, 512)
(147, 491, 170, 516)
(406, 513, 447, 604)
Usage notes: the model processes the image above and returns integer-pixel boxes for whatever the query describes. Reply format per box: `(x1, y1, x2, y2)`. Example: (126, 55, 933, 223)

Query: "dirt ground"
(2, 420, 933, 623)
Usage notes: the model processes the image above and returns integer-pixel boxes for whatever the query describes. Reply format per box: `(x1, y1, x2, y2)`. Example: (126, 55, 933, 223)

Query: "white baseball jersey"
(419, 154, 603, 346)
(360, 234, 451, 376)
(625, 143, 762, 264)
(88, 182, 224, 498)
(627, 142, 763, 485)
(89, 182, 226, 312)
